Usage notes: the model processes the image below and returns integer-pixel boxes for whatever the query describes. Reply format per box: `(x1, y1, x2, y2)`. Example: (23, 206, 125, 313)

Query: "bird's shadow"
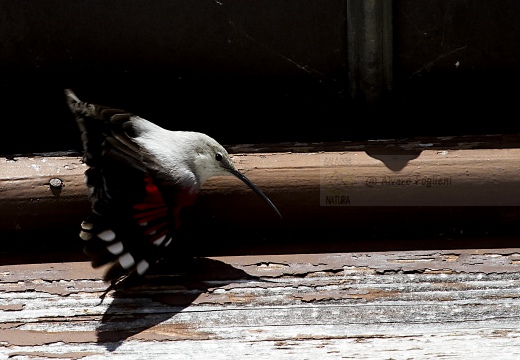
(96, 256, 262, 351)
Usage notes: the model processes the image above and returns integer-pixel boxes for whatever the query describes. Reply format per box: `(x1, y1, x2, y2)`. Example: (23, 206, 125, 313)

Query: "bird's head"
(191, 133, 282, 219)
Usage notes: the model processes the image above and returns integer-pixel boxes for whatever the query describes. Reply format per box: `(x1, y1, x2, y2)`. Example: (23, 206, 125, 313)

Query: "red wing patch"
(132, 175, 170, 246)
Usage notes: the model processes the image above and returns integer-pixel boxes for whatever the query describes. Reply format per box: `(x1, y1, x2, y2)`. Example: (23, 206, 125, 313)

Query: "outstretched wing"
(65, 89, 196, 286)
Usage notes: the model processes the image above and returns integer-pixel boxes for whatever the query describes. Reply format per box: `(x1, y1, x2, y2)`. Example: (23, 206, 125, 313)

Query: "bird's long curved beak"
(230, 169, 282, 219)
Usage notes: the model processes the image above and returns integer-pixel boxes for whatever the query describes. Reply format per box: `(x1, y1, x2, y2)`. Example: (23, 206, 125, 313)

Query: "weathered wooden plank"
(2, 249, 520, 359)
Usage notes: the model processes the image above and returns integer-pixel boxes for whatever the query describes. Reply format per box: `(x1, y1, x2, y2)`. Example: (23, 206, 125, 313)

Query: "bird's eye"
(215, 153, 223, 161)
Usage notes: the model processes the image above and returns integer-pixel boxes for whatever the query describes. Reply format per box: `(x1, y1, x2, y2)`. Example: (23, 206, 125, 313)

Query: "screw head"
(49, 178, 63, 189)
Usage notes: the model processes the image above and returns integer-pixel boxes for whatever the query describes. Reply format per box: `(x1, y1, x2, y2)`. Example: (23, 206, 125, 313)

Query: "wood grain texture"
(2, 249, 520, 359)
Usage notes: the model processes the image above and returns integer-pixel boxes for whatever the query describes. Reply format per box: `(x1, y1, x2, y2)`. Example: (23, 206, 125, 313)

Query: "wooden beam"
(2, 142, 520, 237)
(0, 152, 89, 233)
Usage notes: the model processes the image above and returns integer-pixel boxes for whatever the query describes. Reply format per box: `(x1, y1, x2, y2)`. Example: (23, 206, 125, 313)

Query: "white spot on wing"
(81, 221, 93, 230)
(164, 237, 172, 247)
(153, 234, 166, 246)
(107, 241, 124, 255)
(97, 230, 116, 241)
(119, 253, 135, 269)
(136, 260, 150, 275)
(79, 231, 92, 241)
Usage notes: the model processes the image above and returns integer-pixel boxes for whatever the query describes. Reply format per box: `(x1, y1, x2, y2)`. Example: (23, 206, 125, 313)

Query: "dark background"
(1, 0, 520, 155)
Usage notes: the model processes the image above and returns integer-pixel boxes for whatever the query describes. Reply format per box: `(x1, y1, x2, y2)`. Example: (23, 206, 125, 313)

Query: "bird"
(64, 89, 281, 295)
